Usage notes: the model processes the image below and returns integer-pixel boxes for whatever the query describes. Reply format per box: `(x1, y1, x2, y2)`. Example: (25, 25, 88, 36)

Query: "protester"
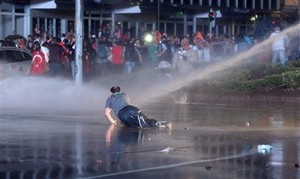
(97, 36, 111, 76)
(110, 40, 123, 74)
(147, 41, 160, 68)
(235, 34, 252, 54)
(44, 37, 65, 76)
(269, 26, 288, 65)
(82, 40, 91, 77)
(83, 39, 97, 80)
(29, 41, 47, 76)
(172, 38, 198, 74)
(123, 39, 142, 73)
(58, 38, 70, 76)
(156, 34, 173, 64)
(114, 26, 122, 41)
(104, 86, 169, 128)
(26, 40, 33, 52)
(203, 40, 212, 62)
(192, 39, 204, 63)
(65, 35, 76, 80)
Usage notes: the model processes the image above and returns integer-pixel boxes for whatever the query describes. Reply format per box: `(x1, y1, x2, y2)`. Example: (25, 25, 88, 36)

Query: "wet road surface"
(1, 101, 300, 179)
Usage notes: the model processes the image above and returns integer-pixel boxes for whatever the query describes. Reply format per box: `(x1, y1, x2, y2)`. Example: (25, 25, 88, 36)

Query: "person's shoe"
(155, 121, 172, 129)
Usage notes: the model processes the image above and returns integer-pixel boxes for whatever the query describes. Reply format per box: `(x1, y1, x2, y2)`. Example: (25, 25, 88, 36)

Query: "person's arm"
(104, 107, 117, 124)
(135, 47, 143, 63)
(105, 124, 115, 146)
(172, 52, 178, 69)
(157, 44, 167, 57)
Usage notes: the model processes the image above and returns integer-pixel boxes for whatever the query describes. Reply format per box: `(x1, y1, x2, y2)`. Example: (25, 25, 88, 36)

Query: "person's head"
(51, 37, 58, 44)
(33, 41, 41, 51)
(181, 38, 190, 50)
(27, 40, 33, 47)
(110, 86, 120, 94)
(63, 38, 69, 45)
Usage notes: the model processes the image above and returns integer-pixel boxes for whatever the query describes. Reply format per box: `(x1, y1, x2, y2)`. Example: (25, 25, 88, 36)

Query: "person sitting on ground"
(104, 86, 169, 128)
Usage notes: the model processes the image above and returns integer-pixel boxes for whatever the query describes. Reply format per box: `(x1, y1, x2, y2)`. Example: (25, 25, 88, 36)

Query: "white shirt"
(270, 31, 287, 51)
(41, 46, 49, 63)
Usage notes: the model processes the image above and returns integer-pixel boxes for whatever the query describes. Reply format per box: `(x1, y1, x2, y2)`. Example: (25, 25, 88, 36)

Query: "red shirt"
(111, 45, 123, 64)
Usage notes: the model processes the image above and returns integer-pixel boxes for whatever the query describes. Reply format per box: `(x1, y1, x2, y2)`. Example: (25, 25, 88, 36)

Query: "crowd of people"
(1, 24, 299, 81)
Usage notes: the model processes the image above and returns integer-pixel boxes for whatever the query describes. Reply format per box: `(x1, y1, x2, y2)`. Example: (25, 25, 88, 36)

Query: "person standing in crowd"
(110, 39, 123, 74)
(90, 35, 97, 51)
(172, 38, 198, 74)
(156, 34, 173, 64)
(41, 42, 50, 63)
(235, 34, 251, 54)
(27, 34, 33, 43)
(82, 39, 97, 80)
(97, 36, 111, 76)
(29, 41, 47, 76)
(26, 40, 33, 52)
(16, 38, 26, 49)
(60, 33, 67, 43)
(269, 26, 288, 65)
(138, 26, 145, 42)
(33, 34, 50, 64)
(44, 37, 65, 76)
(97, 27, 102, 39)
(66, 35, 76, 80)
(192, 38, 204, 63)
(33, 27, 41, 38)
(114, 25, 122, 41)
(123, 39, 142, 73)
(57, 38, 69, 76)
(203, 40, 212, 62)
(147, 40, 160, 68)
(104, 86, 170, 128)
(103, 24, 111, 40)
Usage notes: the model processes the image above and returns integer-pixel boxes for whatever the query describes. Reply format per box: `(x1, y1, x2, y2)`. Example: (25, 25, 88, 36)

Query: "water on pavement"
(1, 100, 299, 179)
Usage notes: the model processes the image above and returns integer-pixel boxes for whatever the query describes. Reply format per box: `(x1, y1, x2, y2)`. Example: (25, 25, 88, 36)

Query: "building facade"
(0, 0, 299, 40)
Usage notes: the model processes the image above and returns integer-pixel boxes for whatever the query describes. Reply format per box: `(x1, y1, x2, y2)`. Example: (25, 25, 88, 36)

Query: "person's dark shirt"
(66, 42, 75, 62)
(47, 43, 64, 63)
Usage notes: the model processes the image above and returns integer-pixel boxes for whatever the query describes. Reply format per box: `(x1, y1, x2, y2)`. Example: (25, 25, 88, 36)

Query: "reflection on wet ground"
(1, 101, 299, 179)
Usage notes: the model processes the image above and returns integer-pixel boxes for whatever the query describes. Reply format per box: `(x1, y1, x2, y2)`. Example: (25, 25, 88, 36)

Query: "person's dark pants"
(97, 61, 110, 76)
(118, 105, 157, 128)
(49, 62, 62, 76)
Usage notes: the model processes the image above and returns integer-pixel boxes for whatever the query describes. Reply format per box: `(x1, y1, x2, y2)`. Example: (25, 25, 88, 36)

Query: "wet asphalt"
(1, 101, 299, 179)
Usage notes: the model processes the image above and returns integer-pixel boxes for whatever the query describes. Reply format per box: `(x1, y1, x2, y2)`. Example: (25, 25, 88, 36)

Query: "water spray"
(137, 23, 300, 106)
